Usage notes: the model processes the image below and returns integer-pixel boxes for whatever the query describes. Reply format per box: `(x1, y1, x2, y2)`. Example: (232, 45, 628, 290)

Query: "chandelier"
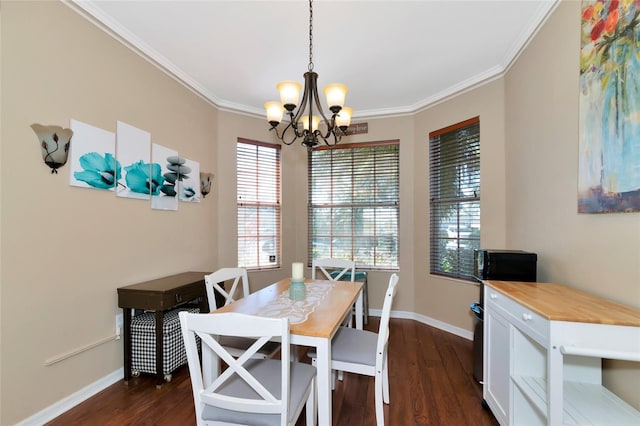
(264, 0, 352, 150)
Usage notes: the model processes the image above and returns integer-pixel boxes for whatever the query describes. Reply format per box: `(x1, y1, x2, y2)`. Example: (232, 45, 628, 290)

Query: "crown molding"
(64, 0, 559, 121)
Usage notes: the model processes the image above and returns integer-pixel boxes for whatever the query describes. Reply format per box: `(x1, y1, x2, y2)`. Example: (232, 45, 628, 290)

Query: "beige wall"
(505, 0, 639, 409)
(1, 2, 217, 423)
(413, 80, 508, 331)
(2, 0, 639, 423)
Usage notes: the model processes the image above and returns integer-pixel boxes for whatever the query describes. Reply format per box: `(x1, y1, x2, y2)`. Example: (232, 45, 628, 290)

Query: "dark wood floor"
(46, 318, 498, 426)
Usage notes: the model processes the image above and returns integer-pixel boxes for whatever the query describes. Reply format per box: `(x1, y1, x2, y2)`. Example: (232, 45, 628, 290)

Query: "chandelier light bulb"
(323, 83, 348, 111)
(264, 101, 284, 125)
(335, 106, 353, 129)
(276, 81, 302, 110)
(301, 115, 320, 132)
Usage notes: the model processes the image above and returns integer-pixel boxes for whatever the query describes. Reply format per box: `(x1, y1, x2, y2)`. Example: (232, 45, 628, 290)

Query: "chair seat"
(201, 359, 316, 425)
(308, 326, 378, 366)
(219, 335, 281, 357)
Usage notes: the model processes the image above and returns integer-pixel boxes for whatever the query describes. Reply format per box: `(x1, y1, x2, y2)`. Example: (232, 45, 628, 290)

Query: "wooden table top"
(117, 271, 210, 292)
(215, 278, 363, 338)
(484, 280, 640, 327)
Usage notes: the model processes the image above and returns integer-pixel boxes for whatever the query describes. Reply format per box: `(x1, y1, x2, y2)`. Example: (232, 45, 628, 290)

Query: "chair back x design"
(179, 311, 316, 426)
(203, 269, 281, 362)
(311, 258, 355, 282)
(204, 268, 250, 310)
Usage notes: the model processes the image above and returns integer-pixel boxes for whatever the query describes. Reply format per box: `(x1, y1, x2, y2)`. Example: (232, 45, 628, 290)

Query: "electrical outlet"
(115, 313, 123, 338)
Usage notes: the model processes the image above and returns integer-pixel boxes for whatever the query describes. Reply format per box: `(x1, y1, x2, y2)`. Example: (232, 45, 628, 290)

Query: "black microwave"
(473, 249, 537, 282)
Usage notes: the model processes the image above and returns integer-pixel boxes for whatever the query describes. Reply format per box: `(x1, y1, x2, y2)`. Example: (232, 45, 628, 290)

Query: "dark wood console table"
(117, 271, 210, 387)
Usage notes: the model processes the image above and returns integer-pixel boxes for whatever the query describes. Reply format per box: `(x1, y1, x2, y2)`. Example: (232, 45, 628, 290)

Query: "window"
(429, 117, 480, 281)
(237, 139, 281, 269)
(308, 141, 399, 269)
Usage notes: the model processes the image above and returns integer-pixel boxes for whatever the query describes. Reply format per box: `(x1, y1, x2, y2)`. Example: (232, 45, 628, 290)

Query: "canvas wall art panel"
(579, 0, 640, 213)
(178, 158, 201, 203)
(116, 121, 152, 200)
(69, 119, 117, 191)
(151, 143, 179, 211)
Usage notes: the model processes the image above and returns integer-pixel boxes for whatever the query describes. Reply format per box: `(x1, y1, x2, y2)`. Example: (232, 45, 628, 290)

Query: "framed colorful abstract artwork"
(579, 0, 640, 213)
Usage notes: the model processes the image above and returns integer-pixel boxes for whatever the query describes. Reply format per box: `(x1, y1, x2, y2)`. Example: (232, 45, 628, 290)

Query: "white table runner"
(254, 281, 335, 324)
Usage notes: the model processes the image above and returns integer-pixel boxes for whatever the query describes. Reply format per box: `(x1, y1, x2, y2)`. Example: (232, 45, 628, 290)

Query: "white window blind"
(308, 141, 400, 269)
(237, 139, 281, 269)
(429, 117, 480, 281)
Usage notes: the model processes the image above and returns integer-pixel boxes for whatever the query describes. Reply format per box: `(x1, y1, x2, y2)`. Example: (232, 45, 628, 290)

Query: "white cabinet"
(483, 281, 640, 426)
(484, 297, 511, 424)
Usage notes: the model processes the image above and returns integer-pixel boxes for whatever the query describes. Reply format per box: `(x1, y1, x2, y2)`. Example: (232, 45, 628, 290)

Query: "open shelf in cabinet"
(563, 381, 640, 425)
(511, 376, 640, 425)
(512, 375, 546, 417)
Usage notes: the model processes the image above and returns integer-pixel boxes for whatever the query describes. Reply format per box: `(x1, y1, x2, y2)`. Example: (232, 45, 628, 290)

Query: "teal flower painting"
(123, 160, 157, 195)
(116, 121, 151, 200)
(579, 0, 640, 213)
(149, 163, 164, 196)
(182, 186, 196, 199)
(73, 152, 121, 190)
(69, 120, 117, 191)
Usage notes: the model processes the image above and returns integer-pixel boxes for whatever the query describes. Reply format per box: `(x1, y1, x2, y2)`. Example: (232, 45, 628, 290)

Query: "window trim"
(429, 117, 480, 282)
(236, 137, 282, 270)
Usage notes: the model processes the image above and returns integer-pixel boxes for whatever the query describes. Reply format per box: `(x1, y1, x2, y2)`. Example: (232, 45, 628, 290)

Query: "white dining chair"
(179, 311, 317, 426)
(204, 268, 280, 359)
(311, 258, 355, 282)
(204, 267, 250, 309)
(307, 273, 399, 426)
(311, 258, 357, 327)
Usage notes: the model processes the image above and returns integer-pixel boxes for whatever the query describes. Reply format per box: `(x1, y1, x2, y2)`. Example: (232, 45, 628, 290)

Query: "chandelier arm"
(306, 70, 338, 142)
(315, 127, 342, 147)
(291, 72, 314, 126)
(313, 87, 333, 130)
(270, 118, 302, 146)
(313, 97, 335, 141)
(288, 111, 306, 139)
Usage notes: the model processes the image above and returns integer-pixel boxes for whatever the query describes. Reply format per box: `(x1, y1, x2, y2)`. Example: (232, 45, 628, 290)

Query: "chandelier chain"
(308, 0, 314, 72)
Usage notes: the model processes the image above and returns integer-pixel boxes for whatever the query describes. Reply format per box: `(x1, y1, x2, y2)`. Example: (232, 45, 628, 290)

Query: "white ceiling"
(68, 0, 558, 119)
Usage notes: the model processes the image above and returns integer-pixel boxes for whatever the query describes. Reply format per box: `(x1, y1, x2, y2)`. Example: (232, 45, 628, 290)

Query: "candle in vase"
(292, 262, 304, 281)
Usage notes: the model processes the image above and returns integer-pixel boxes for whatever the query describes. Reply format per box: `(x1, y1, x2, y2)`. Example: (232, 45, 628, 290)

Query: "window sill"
(429, 273, 479, 286)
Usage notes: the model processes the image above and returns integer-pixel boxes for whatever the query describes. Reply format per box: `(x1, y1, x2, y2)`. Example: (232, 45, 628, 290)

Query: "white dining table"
(205, 277, 363, 426)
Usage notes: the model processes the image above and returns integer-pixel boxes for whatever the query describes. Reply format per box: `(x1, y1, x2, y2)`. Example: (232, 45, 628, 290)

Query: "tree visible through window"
(308, 141, 399, 269)
(429, 117, 480, 280)
(237, 139, 281, 270)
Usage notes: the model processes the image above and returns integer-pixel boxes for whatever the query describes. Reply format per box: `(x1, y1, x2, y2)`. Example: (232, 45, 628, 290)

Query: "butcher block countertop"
(484, 281, 640, 327)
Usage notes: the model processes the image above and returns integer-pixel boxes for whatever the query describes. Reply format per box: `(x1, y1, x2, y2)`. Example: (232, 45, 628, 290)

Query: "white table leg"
(316, 339, 332, 426)
(355, 289, 364, 330)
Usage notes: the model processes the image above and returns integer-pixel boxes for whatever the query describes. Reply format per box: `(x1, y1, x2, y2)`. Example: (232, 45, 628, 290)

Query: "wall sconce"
(200, 172, 215, 198)
(30, 124, 73, 174)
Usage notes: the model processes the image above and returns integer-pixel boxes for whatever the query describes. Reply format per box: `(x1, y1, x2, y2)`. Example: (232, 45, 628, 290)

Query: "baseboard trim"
(18, 312, 471, 424)
(369, 308, 474, 341)
(16, 368, 123, 426)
